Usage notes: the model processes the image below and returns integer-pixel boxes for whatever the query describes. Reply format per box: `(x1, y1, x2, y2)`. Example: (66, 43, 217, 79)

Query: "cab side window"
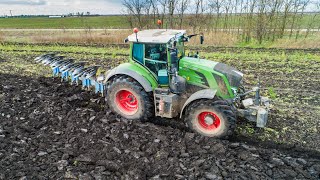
(145, 44, 167, 61)
(132, 43, 144, 64)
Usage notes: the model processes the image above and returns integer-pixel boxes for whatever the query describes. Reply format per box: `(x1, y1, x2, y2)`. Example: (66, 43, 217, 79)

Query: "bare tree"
(316, 2, 320, 32)
(237, 0, 244, 35)
(124, 13, 135, 28)
(222, 0, 233, 32)
(121, 0, 317, 44)
(209, 0, 224, 32)
(256, 0, 267, 44)
(150, 0, 160, 25)
(144, 1, 153, 28)
(190, 0, 207, 32)
(122, 0, 150, 28)
(177, 0, 190, 29)
(305, 1, 319, 38)
(243, 0, 257, 43)
(294, 0, 309, 40)
(158, 0, 168, 28)
(288, 0, 309, 38)
(167, 0, 177, 28)
(279, 0, 293, 38)
(266, 0, 283, 41)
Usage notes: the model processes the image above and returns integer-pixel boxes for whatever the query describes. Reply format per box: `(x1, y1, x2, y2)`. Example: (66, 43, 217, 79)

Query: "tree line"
(122, 0, 320, 44)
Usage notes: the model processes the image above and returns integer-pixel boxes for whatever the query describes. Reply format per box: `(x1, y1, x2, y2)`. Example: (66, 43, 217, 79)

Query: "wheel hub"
(198, 112, 221, 130)
(115, 90, 138, 115)
(204, 115, 214, 125)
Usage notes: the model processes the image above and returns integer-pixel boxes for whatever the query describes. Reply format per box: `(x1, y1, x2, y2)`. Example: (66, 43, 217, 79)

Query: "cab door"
(144, 43, 169, 85)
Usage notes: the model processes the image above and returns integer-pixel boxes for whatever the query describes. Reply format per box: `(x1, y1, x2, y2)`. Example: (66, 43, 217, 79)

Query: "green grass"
(0, 14, 319, 29)
(0, 16, 129, 29)
(2, 43, 320, 63)
(268, 87, 277, 100)
(0, 43, 128, 55)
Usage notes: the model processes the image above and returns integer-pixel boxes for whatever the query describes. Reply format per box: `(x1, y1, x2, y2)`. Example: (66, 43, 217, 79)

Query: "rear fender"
(104, 63, 158, 92)
(180, 89, 217, 118)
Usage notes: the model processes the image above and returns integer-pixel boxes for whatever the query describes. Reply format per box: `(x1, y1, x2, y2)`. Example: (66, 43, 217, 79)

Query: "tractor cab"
(127, 29, 187, 88)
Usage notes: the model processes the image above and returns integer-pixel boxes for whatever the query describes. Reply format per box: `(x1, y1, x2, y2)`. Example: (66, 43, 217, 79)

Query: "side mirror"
(200, 35, 204, 44)
(195, 51, 199, 58)
(182, 37, 189, 42)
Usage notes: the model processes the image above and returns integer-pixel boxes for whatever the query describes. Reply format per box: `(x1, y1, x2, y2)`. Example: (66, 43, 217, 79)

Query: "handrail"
(144, 58, 167, 64)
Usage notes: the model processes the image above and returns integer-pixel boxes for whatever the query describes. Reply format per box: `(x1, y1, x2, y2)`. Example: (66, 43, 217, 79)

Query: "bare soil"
(0, 48, 320, 179)
(0, 74, 320, 179)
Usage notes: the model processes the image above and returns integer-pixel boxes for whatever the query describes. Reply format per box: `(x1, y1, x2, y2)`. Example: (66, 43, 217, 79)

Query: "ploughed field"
(0, 44, 319, 179)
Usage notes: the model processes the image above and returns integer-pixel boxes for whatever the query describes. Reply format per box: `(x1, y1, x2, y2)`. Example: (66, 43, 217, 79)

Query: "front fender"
(180, 89, 217, 118)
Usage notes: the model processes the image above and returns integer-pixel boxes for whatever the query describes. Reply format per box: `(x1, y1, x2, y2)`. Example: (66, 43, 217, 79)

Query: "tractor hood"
(179, 57, 219, 70)
(179, 57, 243, 88)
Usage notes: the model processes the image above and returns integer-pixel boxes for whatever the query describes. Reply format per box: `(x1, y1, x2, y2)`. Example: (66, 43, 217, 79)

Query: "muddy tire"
(106, 76, 154, 121)
(185, 99, 236, 138)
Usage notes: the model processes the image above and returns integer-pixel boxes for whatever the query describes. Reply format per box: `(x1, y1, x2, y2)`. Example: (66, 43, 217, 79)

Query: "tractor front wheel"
(107, 76, 154, 121)
(186, 99, 236, 138)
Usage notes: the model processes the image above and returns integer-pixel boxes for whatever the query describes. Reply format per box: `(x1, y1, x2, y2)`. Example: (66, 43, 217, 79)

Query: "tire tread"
(186, 98, 236, 138)
(107, 75, 154, 121)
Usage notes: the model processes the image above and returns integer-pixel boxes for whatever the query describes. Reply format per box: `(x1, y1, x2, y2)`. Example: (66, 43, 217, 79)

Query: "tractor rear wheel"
(107, 76, 154, 121)
(185, 99, 236, 138)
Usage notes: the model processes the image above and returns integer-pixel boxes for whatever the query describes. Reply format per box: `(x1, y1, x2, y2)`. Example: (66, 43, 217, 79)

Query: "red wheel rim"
(198, 112, 221, 130)
(115, 90, 138, 115)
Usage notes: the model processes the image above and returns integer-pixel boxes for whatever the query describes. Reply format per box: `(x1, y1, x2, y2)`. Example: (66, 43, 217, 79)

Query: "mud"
(1, 47, 320, 179)
(1, 74, 320, 179)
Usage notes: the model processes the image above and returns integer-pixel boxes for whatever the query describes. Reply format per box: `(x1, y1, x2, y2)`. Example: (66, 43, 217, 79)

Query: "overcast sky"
(0, 0, 318, 16)
(0, 0, 123, 16)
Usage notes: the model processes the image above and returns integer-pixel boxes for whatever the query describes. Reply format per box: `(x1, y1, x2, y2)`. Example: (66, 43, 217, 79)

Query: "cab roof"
(127, 29, 186, 43)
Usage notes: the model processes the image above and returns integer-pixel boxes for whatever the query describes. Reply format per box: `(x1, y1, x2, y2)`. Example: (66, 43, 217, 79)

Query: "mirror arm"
(187, 34, 198, 38)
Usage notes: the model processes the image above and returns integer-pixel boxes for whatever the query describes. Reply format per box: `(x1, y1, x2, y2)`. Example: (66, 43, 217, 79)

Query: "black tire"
(106, 75, 154, 121)
(185, 99, 236, 138)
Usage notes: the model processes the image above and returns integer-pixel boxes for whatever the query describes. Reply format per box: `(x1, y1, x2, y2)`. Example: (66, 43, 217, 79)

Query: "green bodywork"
(123, 41, 237, 100)
(116, 62, 159, 89)
(179, 57, 235, 99)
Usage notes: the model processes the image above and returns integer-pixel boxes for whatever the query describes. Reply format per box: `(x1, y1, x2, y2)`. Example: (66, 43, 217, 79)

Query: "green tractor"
(36, 29, 270, 138)
(104, 29, 270, 138)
